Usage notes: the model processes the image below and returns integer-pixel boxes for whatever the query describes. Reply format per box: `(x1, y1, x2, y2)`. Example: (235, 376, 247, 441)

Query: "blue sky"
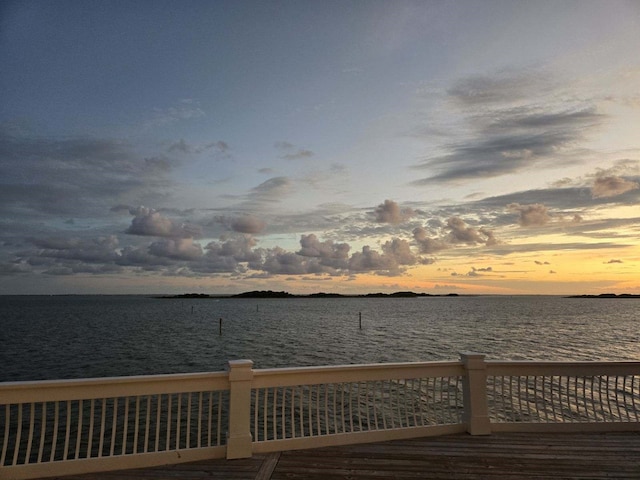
(2, 0, 640, 295)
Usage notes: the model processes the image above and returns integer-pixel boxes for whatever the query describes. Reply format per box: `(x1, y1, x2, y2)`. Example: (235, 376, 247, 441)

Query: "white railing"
(249, 359, 466, 455)
(1, 354, 639, 480)
(485, 361, 640, 431)
(1, 372, 230, 480)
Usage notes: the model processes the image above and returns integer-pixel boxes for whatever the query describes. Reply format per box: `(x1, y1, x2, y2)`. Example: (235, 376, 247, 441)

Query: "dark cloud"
(605, 259, 623, 264)
(31, 236, 120, 264)
(230, 215, 267, 234)
(374, 199, 414, 224)
(167, 139, 230, 156)
(447, 70, 545, 106)
(0, 130, 174, 218)
(412, 70, 605, 185)
(214, 215, 268, 234)
(507, 203, 551, 227)
(486, 241, 629, 256)
(591, 175, 639, 198)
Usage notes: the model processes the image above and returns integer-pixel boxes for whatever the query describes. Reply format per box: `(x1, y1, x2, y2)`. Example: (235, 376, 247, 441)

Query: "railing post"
(226, 359, 254, 459)
(460, 352, 491, 435)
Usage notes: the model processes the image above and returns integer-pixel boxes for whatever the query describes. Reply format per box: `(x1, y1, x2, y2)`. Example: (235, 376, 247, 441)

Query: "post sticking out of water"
(359, 311, 362, 329)
(219, 317, 222, 336)
(191, 305, 194, 314)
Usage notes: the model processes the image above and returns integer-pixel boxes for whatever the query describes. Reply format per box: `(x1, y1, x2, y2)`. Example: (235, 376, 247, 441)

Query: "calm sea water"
(1, 295, 639, 382)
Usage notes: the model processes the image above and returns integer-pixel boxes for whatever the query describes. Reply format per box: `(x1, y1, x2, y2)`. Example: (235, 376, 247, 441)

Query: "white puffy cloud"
(204, 235, 262, 265)
(148, 238, 203, 261)
(297, 234, 350, 261)
(381, 238, 416, 265)
(126, 207, 202, 238)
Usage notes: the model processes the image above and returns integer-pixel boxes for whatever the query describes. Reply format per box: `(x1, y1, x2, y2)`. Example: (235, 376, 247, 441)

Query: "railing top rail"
(486, 360, 640, 376)
(252, 360, 465, 388)
(0, 371, 229, 404)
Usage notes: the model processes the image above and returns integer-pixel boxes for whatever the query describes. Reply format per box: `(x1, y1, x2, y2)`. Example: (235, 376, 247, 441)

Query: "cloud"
(591, 175, 639, 198)
(230, 215, 267, 234)
(167, 139, 230, 156)
(275, 141, 314, 160)
(282, 149, 314, 160)
(167, 139, 191, 154)
(0, 129, 175, 219)
(605, 259, 623, 264)
(446, 217, 485, 244)
(31, 236, 120, 264)
(247, 177, 293, 204)
(413, 227, 448, 254)
(126, 207, 202, 238)
(213, 215, 268, 235)
(297, 234, 350, 265)
(507, 203, 551, 227)
(382, 238, 418, 266)
(148, 238, 203, 261)
(374, 199, 414, 224)
(260, 235, 420, 277)
(145, 99, 205, 128)
(348, 242, 413, 276)
(412, 70, 604, 185)
(446, 69, 545, 106)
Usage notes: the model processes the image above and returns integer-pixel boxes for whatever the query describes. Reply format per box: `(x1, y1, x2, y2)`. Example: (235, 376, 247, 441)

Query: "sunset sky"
(2, 0, 640, 295)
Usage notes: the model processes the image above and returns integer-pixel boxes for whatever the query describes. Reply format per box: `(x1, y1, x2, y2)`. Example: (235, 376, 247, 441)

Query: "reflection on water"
(1, 295, 639, 382)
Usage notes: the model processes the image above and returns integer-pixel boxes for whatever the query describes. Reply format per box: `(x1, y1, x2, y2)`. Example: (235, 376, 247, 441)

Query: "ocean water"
(1, 295, 639, 382)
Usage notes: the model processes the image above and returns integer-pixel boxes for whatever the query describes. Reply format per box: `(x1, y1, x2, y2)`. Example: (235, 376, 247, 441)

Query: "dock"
(45, 432, 640, 479)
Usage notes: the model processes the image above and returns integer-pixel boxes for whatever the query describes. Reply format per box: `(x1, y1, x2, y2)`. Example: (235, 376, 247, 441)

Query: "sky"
(1, 0, 640, 295)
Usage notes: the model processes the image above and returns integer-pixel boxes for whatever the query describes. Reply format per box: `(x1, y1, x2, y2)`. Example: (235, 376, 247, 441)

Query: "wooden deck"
(46, 432, 640, 479)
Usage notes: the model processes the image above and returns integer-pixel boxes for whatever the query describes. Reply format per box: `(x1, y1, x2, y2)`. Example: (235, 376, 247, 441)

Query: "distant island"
(158, 290, 461, 299)
(566, 293, 640, 299)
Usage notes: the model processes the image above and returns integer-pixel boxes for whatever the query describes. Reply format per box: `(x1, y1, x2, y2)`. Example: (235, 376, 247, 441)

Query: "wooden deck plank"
(43, 432, 640, 480)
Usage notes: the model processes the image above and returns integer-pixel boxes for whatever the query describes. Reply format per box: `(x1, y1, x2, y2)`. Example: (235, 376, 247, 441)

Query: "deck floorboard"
(46, 432, 640, 479)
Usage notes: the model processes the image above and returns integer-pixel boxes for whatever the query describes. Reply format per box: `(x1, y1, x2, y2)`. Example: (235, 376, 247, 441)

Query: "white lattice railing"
(2, 354, 640, 480)
(1, 372, 229, 480)
(485, 361, 640, 430)
(249, 361, 466, 454)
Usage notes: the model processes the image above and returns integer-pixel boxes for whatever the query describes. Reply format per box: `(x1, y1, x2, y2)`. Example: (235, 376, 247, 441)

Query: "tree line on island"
(158, 290, 461, 299)
(158, 291, 640, 299)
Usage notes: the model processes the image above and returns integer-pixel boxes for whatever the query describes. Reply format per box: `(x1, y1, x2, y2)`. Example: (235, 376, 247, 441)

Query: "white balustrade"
(1, 355, 639, 479)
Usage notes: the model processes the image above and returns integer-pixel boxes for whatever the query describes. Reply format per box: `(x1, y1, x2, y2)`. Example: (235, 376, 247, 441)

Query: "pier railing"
(1, 353, 639, 479)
